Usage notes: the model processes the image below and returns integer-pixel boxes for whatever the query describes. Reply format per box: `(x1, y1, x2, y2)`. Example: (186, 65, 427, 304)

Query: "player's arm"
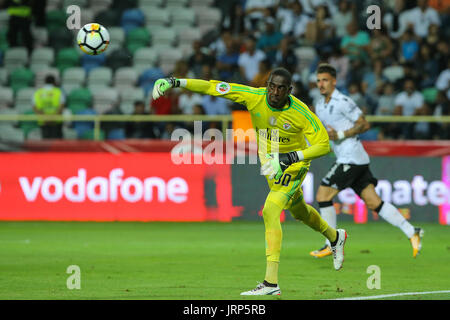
(262, 111, 330, 179)
(152, 77, 255, 108)
(327, 114, 370, 141)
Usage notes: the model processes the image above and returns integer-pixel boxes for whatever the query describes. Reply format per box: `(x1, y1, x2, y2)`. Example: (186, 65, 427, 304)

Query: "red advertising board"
(0, 153, 241, 221)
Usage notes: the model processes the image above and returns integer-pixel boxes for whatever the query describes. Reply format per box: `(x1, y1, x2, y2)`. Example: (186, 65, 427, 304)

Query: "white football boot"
(240, 282, 281, 296)
(331, 229, 347, 271)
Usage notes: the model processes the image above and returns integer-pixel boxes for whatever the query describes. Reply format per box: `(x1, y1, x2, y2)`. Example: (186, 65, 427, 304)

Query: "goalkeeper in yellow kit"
(152, 68, 347, 296)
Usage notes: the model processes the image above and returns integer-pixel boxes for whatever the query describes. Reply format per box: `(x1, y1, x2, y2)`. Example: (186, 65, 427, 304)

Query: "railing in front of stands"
(0, 114, 448, 141)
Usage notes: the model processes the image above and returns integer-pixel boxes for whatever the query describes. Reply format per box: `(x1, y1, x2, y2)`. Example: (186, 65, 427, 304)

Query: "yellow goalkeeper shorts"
(265, 161, 310, 209)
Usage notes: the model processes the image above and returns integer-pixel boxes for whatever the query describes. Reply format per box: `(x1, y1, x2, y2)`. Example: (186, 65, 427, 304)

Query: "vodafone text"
(18, 168, 188, 203)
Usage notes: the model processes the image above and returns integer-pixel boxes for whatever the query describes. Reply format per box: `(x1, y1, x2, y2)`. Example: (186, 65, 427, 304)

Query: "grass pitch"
(0, 221, 449, 300)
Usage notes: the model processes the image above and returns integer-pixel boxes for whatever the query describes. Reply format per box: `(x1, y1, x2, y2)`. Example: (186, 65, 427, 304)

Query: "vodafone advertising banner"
(0, 153, 240, 221)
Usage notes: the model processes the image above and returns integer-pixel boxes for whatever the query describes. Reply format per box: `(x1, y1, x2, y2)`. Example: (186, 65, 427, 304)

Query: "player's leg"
(241, 190, 287, 296)
(360, 184, 424, 257)
(315, 185, 340, 246)
(289, 194, 347, 270)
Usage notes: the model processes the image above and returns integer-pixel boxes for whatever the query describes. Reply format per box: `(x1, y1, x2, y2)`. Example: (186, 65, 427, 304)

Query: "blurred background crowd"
(0, 0, 449, 142)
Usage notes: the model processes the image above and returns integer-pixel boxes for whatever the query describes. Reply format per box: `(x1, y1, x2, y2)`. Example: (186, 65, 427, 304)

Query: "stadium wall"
(0, 141, 449, 224)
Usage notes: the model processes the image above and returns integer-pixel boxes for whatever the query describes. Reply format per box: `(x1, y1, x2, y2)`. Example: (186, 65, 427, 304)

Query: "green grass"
(0, 221, 449, 300)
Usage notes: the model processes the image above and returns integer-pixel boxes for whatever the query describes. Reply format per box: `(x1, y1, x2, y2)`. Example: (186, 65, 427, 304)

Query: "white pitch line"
(330, 290, 450, 300)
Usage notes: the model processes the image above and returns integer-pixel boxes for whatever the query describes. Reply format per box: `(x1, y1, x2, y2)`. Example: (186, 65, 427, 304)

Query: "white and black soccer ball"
(77, 23, 110, 55)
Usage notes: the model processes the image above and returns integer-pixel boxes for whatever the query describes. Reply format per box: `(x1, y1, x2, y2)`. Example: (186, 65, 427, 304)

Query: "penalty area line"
(329, 290, 450, 300)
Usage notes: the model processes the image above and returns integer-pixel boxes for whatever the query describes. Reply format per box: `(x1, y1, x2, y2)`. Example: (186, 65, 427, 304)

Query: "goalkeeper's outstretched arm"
(152, 77, 252, 107)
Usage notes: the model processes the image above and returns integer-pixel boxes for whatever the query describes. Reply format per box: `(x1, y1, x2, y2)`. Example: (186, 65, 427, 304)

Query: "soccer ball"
(77, 23, 110, 55)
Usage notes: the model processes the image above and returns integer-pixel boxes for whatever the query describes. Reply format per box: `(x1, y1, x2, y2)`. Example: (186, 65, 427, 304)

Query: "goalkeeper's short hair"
(269, 67, 292, 84)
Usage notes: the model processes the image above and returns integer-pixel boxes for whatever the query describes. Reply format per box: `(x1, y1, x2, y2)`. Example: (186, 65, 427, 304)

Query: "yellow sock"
(322, 226, 337, 244)
(265, 260, 279, 285)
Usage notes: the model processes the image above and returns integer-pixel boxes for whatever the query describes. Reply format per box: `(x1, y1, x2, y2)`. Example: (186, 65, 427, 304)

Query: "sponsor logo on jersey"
(269, 116, 277, 126)
(283, 122, 291, 130)
(216, 82, 231, 94)
(255, 127, 290, 143)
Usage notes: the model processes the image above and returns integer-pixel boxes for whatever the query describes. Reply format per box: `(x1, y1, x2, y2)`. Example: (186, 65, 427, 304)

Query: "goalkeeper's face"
(266, 75, 292, 109)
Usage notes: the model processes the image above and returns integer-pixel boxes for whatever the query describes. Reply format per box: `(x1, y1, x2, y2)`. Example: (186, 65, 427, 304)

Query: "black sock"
(330, 231, 339, 247)
(263, 280, 277, 287)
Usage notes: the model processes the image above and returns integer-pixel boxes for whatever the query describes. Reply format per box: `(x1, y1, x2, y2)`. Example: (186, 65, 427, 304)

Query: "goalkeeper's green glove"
(261, 151, 304, 180)
(152, 77, 181, 100)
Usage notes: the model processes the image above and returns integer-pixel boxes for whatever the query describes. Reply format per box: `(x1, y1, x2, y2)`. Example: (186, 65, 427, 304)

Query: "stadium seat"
(149, 27, 176, 47)
(4, 47, 29, 73)
(119, 87, 144, 114)
(81, 53, 106, 73)
(107, 128, 126, 140)
(30, 47, 55, 73)
(9, 68, 34, 94)
(193, 7, 222, 35)
(190, 0, 214, 6)
(126, 27, 150, 55)
(139, 0, 164, 6)
(94, 9, 122, 28)
(0, 68, 8, 86)
(79, 8, 95, 27)
(105, 48, 132, 70)
(112, 0, 138, 12)
(87, 67, 113, 87)
(114, 67, 138, 90)
(46, 10, 68, 33)
(15, 87, 36, 113)
(67, 87, 93, 113)
(0, 29, 8, 51)
(175, 27, 201, 47)
(166, 0, 189, 9)
(0, 87, 13, 109)
(138, 66, 165, 96)
(294, 46, 317, 73)
(46, 0, 63, 11)
(48, 30, 75, 52)
(0, 10, 8, 30)
(91, 86, 119, 114)
(0, 125, 25, 143)
(56, 47, 80, 73)
(108, 27, 126, 47)
(90, 0, 114, 16)
(121, 8, 145, 33)
(19, 110, 40, 140)
(63, 0, 88, 8)
(32, 27, 49, 47)
(169, 8, 196, 28)
(142, 7, 170, 28)
(62, 67, 86, 94)
(34, 68, 60, 88)
(132, 47, 158, 73)
(422, 87, 438, 104)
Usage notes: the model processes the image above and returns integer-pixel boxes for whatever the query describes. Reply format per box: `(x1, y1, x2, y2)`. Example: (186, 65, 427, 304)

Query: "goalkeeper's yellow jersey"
(185, 79, 330, 165)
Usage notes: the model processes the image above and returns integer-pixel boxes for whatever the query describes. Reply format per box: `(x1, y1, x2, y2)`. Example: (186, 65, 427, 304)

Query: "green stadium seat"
(46, 10, 68, 33)
(422, 87, 438, 104)
(126, 27, 150, 55)
(19, 110, 40, 140)
(80, 129, 105, 140)
(0, 29, 8, 51)
(56, 48, 80, 73)
(9, 68, 34, 94)
(67, 87, 92, 111)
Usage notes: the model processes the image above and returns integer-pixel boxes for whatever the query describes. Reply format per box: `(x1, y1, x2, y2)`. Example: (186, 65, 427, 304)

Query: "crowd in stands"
(0, 0, 448, 141)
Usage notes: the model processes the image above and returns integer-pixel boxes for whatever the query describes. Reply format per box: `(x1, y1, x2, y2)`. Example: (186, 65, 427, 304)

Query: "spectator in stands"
(178, 89, 203, 115)
(209, 28, 232, 59)
(33, 75, 65, 139)
(331, 0, 354, 39)
(348, 81, 370, 114)
(250, 58, 271, 87)
(375, 82, 398, 139)
(216, 37, 240, 81)
(340, 19, 370, 80)
(328, 46, 350, 91)
(425, 23, 440, 49)
(274, 37, 298, 75)
(406, 0, 441, 39)
(101, 101, 126, 140)
(362, 59, 388, 103)
(416, 43, 440, 89)
(304, 5, 334, 46)
(278, 0, 310, 41)
(256, 17, 283, 64)
(399, 29, 419, 63)
(368, 28, 394, 63)
(188, 40, 216, 78)
(125, 100, 155, 139)
(435, 60, 450, 101)
(5, 0, 34, 53)
(238, 36, 266, 84)
(244, 0, 277, 32)
(150, 87, 178, 138)
(394, 78, 427, 139)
